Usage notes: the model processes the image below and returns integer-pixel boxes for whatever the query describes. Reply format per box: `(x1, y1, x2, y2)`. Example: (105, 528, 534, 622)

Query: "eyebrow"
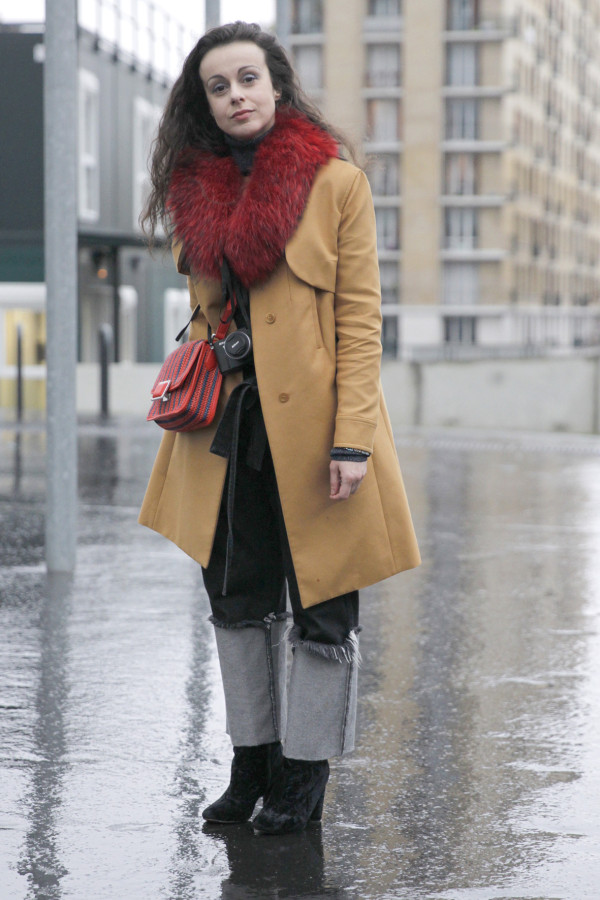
(205, 65, 261, 85)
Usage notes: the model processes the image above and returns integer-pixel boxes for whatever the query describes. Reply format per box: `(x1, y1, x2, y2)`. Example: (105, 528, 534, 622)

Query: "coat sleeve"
(332, 169, 382, 453)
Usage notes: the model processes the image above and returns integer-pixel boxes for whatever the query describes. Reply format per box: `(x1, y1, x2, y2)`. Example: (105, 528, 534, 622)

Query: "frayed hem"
(210, 611, 291, 630)
(286, 624, 362, 666)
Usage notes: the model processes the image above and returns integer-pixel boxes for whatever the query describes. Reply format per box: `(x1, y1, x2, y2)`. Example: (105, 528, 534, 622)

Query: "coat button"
(265, 313, 276, 324)
(279, 393, 289, 403)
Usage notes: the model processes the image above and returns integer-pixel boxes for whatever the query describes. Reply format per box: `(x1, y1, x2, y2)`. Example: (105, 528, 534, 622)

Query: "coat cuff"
(333, 416, 377, 454)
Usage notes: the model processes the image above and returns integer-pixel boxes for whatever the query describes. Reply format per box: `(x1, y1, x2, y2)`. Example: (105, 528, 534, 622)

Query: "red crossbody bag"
(147, 300, 232, 432)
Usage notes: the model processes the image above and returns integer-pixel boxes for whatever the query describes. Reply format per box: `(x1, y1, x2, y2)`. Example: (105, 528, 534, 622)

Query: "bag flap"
(150, 341, 214, 398)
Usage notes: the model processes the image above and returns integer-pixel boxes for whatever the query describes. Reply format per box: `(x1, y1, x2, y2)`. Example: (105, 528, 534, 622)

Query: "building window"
(367, 154, 400, 194)
(444, 316, 477, 343)
(78, 69, 100, 222)
(367, 99, 402, 141)
(292, 0, 323, 33)
(447, 43, 478, 85)
(447, 0, 478, 30)
(444, 208, 478, 248)
(132, 97, 161, 232)
(379, 260, 399, 301)
(443, 262, 479, 303)
(369, 0, 401, 14)
(381, 315, 399, 356)
(292, 45, 323, 90)
(366, 44, 401, 87)
(375, 208, 399, 250)
(444, 153, 476, 193)
(445, 99, 478, 139)
(380, 260, 399, 355)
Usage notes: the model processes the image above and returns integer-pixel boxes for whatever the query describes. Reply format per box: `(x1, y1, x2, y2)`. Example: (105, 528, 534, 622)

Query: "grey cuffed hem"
(212, 615, 288, 746)
(283, 635, 360, 760)
(209, 611, 291, 630)
(286, 624, 362, 666)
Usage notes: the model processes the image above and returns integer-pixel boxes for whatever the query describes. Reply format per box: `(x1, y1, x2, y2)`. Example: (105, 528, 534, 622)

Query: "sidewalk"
(1, 419, 600, 899)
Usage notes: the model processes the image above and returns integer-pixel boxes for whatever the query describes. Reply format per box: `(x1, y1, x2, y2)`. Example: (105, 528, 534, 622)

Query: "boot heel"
(253, 759, 329, 834)
(309, 789, 326, 822)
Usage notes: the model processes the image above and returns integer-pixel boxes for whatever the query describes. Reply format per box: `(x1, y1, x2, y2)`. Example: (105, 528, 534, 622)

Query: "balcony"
(365, 71, 402, 88)
(442, 85, 506, 98)
(441, 248, 506, 262)
(440, 194, 505, 207)
(442, 139, 506, 153)
(364, 15, 403, 34)
(443, 16, 516, 41)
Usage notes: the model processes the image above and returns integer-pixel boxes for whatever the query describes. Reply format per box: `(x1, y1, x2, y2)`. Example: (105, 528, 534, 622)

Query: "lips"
(231, 109, 253, 120)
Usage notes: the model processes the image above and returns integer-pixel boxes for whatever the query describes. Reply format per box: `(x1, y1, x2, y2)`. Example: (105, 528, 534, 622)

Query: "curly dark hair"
(140, 21, 354, 242)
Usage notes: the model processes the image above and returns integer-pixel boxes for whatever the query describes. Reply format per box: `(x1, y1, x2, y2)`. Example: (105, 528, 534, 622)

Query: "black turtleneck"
(223, 129, 271, 176)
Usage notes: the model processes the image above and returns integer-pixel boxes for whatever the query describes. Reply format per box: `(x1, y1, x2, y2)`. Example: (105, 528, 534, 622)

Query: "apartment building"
(279, 0, 600, 352)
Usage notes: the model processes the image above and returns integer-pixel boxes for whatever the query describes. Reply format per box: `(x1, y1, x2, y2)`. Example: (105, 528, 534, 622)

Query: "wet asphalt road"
(1, 419, 600, 900)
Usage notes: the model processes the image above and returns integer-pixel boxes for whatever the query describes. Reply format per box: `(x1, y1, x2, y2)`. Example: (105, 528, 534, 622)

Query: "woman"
(139, 21, 420, 835)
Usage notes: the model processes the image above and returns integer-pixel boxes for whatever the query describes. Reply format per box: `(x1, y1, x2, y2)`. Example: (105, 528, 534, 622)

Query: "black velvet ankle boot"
(252, 757, 330, 835)
(202, 742, 283, 823)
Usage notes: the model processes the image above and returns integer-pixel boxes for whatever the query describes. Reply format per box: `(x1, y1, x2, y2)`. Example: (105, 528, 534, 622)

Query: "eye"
(242, 73, 258, 84)
(211, 82, 228, 95)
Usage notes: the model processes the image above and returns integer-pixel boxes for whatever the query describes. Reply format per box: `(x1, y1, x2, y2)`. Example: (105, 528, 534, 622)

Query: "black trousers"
(202, 417, 359, 646)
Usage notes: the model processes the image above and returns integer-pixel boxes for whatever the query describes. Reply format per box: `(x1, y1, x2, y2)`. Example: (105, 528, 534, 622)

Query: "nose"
(230, 82, 245, 104)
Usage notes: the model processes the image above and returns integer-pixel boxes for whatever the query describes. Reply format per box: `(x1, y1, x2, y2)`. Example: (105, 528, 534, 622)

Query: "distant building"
(278, 0, 600, 355)
(0, 7, 195, 407)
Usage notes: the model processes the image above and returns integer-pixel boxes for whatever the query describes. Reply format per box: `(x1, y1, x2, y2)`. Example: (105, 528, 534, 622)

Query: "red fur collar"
(168, 109, 339, 287)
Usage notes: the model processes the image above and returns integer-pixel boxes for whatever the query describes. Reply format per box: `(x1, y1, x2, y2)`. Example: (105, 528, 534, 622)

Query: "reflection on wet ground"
(1, 421, 600, 899)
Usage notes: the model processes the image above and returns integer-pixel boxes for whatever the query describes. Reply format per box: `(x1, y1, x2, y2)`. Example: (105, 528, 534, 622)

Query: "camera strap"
(211, 260, 263, 596)
(221, 258, 251, 332)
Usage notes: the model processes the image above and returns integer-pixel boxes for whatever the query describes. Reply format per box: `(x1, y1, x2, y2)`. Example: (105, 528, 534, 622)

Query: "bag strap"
(212, 298, 234, 342)
(174, 297, 234, 344)
(175, 305, 200, 342)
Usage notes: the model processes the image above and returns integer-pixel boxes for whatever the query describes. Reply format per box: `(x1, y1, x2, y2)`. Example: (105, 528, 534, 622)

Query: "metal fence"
(78, 0, 199, 83)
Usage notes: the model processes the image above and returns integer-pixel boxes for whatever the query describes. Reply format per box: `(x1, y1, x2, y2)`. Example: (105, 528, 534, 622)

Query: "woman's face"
(200, 41, 281, 141)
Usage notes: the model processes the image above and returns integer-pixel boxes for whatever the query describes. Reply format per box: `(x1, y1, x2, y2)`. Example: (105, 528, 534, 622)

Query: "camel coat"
(139, 157, 421, 607)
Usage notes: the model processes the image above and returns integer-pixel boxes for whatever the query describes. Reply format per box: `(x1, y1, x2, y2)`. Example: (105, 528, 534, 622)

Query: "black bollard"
(98, 324, 113, 419)
(16, 323, 23, 422)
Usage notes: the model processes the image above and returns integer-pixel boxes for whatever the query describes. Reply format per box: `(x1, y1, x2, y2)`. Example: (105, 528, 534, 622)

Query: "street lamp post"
(205, 0, 220, 30)
(44, 0, 78, 572)
(276, 0, 291, 46)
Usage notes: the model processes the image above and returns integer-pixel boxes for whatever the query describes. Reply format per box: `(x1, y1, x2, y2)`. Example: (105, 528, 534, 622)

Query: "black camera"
(212, 328, 253, 374)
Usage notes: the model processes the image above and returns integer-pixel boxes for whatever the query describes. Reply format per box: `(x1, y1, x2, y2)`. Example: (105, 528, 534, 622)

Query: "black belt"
(210, 375, 268, 595)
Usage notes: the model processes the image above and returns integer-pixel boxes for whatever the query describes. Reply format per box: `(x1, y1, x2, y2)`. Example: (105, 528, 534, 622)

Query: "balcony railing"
(78, 0, 198, 83)
(444, 16, 517, 35)
(366, 71, 402, 87)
